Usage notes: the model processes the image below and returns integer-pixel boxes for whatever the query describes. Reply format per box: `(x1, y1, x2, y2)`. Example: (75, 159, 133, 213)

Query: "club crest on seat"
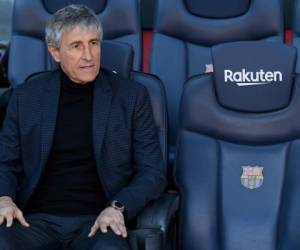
(241, 166, 264, 189)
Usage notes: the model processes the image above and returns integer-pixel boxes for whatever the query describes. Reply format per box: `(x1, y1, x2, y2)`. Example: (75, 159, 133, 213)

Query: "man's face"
(48, 26, 101, 84)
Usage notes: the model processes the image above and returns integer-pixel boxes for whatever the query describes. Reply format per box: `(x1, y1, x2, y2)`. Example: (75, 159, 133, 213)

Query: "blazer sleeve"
(0, 88, 21, 200)
(112, 85, 167, 220)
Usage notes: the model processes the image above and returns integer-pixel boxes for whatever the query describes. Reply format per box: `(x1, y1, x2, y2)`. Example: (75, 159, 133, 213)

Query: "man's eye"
(91, 40, 99, 46)
(72, 44, 80, 49)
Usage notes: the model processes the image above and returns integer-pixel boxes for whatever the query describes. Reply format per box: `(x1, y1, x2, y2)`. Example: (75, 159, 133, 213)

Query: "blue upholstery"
(42, 0, 106, 14)
(150, 0, 284, 148)
(102, 41, 134, 79)
(176, 42, 299, 250)
(8, 0, 141, 86)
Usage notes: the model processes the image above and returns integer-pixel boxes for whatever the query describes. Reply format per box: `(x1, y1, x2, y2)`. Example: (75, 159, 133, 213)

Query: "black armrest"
(134, 192, 179, 250)
(129, 228, 164, 250)
(136, 192, 179, 232)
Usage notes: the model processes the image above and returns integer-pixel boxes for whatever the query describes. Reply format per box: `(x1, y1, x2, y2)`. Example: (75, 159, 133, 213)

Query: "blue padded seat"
(175, 41, 300, 250)
(8, 0, 141, 86)
(150, 0, 284, 150)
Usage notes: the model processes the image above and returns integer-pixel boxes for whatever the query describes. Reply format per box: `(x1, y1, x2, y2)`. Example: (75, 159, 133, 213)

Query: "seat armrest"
(136, 192, 179, 234)
(129, 192, 179, 250)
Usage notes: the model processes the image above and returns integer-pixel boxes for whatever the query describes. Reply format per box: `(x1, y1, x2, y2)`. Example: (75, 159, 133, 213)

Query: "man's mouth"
(80, 65, 94, 69)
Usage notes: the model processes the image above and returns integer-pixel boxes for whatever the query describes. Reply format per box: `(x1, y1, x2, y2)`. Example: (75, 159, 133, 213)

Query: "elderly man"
(0, 4, 166, 250)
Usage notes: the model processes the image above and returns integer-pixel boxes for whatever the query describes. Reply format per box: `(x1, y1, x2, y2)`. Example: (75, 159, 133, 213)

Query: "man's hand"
(88, 207, 127, 238)
(0, 196, 29, 228)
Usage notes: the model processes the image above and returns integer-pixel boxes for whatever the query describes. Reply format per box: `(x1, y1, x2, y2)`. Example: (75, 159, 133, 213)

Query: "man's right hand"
(0, 196, 29, 228)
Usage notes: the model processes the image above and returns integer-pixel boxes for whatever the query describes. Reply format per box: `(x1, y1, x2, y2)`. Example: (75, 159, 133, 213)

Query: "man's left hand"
(88, 207, 127, 238)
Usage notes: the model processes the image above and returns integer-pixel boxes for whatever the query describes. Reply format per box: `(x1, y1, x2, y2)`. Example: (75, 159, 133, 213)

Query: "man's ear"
(48, 44, 61, 63)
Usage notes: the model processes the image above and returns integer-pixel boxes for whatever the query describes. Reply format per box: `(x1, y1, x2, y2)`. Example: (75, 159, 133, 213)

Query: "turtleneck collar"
(60, 68, 95, 95)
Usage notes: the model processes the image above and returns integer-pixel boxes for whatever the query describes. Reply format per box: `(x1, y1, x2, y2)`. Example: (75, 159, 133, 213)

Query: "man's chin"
(77, 72, 98, 84)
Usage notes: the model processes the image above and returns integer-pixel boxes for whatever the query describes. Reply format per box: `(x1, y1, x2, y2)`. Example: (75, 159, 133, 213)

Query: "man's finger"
(88, 221, 100, 238)
(118, 223, 127, 238)
(99, 221, 109, 234)
(6, 215, 13, 227)
(15, 211, 29, 227)
(0, 216, 4, 225)
(88, 224, 98, 238)
(109, 222, 121, 236)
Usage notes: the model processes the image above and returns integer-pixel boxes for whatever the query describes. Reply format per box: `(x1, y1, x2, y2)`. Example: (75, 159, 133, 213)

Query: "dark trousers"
(0, 213, 130, 250)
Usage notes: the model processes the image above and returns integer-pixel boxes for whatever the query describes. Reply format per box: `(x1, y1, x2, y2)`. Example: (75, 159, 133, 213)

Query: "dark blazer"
(0, 69, 166, 220)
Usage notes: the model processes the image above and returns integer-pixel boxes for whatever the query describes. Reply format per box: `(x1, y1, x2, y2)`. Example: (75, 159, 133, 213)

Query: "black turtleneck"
(25, 70, 108, 215)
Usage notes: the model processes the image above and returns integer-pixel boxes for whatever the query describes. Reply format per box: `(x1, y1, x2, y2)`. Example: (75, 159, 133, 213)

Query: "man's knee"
(91, 232, 130, 250)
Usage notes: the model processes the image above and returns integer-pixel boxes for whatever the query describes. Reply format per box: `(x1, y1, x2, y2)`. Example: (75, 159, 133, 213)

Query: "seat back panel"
(177, 132, 292, 249)
(220, 142, 287, 250)
(176, 132, 219, 250)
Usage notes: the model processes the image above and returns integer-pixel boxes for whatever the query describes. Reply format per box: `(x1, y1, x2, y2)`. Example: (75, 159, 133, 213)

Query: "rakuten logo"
(224, 69, 283, 86)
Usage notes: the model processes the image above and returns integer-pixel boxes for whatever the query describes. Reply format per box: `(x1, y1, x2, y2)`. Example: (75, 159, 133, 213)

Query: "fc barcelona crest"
(241, 166, 264, 189)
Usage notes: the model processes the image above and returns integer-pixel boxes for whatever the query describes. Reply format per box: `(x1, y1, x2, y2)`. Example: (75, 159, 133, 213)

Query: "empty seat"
(176, 41, 299, 250)
(150, 0, 284, 153)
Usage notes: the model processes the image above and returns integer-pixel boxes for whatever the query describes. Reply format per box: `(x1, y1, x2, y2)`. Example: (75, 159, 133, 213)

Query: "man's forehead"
(62, 25, 99, 42)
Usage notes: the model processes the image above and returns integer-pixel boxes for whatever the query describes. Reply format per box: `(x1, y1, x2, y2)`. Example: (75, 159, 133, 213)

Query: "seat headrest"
(101, 40, 133, 78)
(185, 0, 250, 18)
(42, 0, 106, 14)
(212, 41, 296, 112)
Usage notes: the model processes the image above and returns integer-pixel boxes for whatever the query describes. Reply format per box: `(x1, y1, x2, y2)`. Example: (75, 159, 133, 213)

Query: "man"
(0, 5, 166, 250)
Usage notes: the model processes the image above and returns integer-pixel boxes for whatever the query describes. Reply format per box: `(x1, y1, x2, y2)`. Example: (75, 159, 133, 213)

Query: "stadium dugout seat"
(175, 41, 299, 250)
(150, 0, 285, 161)
(8, 0, 142, 87)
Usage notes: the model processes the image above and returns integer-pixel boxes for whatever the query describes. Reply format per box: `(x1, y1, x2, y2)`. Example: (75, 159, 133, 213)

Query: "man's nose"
(82, 46, 92, 61)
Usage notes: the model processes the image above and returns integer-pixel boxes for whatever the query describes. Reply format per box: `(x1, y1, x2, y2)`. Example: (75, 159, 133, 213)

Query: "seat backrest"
(176, 41, 299, 250)
(131, 71, 168, 164)
(102, 41, 168, 163)
(150, 0, 284, 149)
(8, 0, 141, 86)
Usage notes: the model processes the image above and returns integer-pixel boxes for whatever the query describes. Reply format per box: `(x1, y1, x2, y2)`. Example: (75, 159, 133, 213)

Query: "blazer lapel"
(93, 71, 113, 168)
(40, 71, 61, 171)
